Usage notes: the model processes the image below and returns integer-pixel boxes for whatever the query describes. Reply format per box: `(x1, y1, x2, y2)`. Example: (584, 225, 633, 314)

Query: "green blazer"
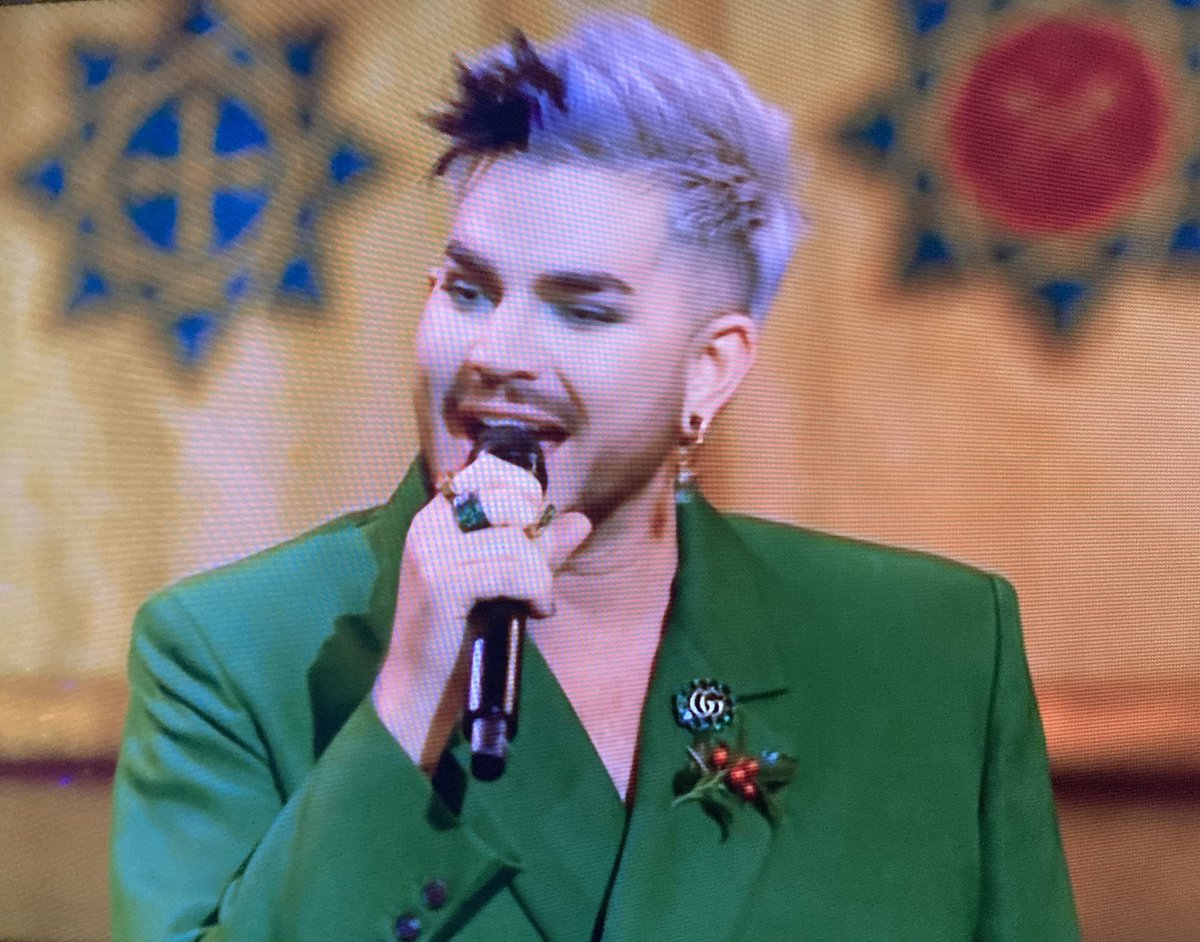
(110, 458, 1080, 941)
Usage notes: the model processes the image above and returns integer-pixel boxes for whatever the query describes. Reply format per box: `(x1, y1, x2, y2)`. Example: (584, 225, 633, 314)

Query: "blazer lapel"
(440, 639, 628, 940)
(599, 493, 796, 942)
(310, 461, 797, 941)
(307, 458, 431, 758)
(316, 457, 627, 940)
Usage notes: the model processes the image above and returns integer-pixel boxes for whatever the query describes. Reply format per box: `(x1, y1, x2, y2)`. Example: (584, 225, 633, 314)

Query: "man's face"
(414, 157, 706, 521)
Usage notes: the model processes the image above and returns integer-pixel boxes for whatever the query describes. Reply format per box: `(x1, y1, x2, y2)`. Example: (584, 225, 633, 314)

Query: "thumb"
(540, 510, 593, 571)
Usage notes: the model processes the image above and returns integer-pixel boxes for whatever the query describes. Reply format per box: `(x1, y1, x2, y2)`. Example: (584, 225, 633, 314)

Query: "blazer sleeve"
(975, 575, 1081, 941)
(110, 590, 518, 942)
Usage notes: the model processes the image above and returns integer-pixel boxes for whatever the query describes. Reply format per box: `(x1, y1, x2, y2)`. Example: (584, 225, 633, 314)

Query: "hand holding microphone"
(451, 425, 552, 780)
(371, 428, 591, 778)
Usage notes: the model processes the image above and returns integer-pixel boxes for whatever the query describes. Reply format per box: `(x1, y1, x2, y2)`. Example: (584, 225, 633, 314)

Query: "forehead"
(448, 158, 677, 283)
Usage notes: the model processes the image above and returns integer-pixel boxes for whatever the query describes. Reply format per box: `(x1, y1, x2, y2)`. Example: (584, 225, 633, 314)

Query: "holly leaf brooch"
(671, 678, 797, 837)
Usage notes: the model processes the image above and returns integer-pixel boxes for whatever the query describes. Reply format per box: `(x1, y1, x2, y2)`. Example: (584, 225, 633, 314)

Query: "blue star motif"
(19, 0, 374, 366)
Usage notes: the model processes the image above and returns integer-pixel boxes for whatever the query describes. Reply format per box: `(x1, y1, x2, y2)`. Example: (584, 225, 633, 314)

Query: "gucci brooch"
(671, 678, 797, 833)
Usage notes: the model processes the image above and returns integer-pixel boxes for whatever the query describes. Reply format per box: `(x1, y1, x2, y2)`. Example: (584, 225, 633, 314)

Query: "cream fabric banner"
(0, 0, 1196, 766)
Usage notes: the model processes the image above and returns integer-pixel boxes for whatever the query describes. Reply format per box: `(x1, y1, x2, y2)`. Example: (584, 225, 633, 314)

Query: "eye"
(557, 304, 624, 326)
(441, 275, 492, 312)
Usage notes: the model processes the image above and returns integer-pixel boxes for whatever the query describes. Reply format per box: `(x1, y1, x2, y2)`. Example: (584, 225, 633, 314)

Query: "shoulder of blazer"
(719, 511, 1005, 597)
(714, 511, 1010, 681)
(134, 500, 391, 676)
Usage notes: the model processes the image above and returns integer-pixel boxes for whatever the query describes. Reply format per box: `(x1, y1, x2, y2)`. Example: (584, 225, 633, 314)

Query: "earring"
(675, 413, 709, 502)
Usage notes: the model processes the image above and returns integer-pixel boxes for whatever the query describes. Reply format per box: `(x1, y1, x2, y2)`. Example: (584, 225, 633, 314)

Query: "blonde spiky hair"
(423, 13, 809, 321)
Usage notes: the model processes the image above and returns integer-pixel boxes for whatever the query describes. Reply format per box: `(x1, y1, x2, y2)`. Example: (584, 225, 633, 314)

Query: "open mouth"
(451, 407, 570, 450)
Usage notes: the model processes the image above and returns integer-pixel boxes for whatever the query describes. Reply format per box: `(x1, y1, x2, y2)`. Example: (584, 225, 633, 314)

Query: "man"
(111, 13, 1080, 940)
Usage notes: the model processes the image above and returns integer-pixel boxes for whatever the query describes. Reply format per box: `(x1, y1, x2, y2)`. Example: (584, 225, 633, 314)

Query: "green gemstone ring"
(453, 492, 491, 532)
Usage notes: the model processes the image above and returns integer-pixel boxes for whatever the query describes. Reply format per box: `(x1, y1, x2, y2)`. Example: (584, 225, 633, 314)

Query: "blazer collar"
(668, 489, 790, 699)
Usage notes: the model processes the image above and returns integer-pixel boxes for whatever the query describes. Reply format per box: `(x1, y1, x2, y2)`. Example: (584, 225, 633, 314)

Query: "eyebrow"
(444, 239, 636, 296)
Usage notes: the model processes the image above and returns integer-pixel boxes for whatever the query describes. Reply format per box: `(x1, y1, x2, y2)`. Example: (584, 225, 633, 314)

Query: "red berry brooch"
(671, 678, 797, 834)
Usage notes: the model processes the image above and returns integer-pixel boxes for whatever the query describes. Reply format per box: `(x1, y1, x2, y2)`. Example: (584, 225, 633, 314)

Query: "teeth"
(462, 412, 565, 441)
(475, 417, 558, 434)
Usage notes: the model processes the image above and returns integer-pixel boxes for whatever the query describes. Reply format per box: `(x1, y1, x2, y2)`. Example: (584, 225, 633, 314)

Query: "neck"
(566, 465, 678, 576)
(538, 464, 680, 640)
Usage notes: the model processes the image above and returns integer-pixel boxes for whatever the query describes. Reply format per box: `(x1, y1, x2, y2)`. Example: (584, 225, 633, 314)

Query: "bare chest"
(542, 642, 661, 803)
(576, 689, 652, 803)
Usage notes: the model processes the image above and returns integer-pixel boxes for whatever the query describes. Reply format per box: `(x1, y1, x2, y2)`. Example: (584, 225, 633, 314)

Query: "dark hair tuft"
(424, 29, 568, 177)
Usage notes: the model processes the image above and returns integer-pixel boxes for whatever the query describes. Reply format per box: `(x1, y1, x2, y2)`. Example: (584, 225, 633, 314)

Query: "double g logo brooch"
(671, 678, 797, 833)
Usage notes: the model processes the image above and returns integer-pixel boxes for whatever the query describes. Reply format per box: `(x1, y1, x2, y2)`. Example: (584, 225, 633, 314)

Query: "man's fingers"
(473, 487, 543, 529)
(416, 492, 590, 620)
(539, 511, 593, 572)
(450, 453, 543, 503)
(458, 529, 556, 617)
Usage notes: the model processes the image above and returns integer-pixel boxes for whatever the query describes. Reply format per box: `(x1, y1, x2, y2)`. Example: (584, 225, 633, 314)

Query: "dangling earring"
(675, 413, 709, 502)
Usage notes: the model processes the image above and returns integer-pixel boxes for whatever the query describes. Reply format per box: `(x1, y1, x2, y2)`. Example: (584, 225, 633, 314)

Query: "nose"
(464, 297, 542, 383)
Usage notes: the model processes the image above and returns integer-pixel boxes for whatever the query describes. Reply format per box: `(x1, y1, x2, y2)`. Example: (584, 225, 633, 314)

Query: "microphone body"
(459, 423, 547, 781)
(463, 600, 525, 780)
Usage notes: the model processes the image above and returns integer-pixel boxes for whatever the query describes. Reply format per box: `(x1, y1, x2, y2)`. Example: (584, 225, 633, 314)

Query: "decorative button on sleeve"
(394, 914, 421, 940)
(421, 878, 449, 910)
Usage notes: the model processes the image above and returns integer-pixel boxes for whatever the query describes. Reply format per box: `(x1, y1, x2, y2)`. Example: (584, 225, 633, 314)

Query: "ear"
(682, 312, 759, 432)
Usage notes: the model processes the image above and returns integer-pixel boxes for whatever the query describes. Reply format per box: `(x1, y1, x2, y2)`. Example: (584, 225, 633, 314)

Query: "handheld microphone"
(460, 422, 547, 781)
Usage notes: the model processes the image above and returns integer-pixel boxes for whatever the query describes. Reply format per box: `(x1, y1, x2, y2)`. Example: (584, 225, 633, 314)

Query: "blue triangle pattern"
(280, 257, 319, 300)
(286, 35, 323, 77)
(912, 230, 954, 269)
(183, 2, 218, 35)
(79, 52, 115, 89)
(212, 188, 268, 249)
(849, 115, 895, 156)
(27, 160, 66, 200)
(215, 98, 270, 155)
(1169, 220, 1200, 255)
(69, 269, 109, 310)
(126, 99, 180, 158)
(225, 271, 251, 302)
(172, 312, 219, 366)
(125, 194, 178, 250)
(1106, 238, 1130, 258)
(909, 0, 948, 33)
(1037, 281, 1088, 331)
(330, 144, 371, 184)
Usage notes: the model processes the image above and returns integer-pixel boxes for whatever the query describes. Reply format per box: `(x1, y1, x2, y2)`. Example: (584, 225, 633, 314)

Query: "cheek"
(576, 340, 688, 436)
(415, 302, 471, 386)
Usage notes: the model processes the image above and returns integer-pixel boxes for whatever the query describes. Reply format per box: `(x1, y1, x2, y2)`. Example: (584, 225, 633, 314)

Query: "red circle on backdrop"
(948, 17, 1171, 235)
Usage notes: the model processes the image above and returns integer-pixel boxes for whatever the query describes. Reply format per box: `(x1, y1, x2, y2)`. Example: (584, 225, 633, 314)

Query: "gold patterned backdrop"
(1, 0, 1198, 779)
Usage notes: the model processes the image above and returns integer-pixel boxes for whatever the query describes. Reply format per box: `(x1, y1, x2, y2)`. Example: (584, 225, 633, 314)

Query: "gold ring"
(524, 503, 557, 540)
